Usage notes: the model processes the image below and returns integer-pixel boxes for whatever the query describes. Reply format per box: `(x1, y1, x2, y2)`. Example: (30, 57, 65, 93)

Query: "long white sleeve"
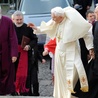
(83, 27, 94, 50)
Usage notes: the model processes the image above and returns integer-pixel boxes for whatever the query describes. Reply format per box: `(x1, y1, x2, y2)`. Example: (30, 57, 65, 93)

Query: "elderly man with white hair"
(28, 6, 94, 98)
(12, 10, 46, 96)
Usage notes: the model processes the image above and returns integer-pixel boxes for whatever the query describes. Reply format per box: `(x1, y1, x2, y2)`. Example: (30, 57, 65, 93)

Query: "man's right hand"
(27, 23, 38, 30)
(12, 57, 17, 63)
(43, 50, 49, 56)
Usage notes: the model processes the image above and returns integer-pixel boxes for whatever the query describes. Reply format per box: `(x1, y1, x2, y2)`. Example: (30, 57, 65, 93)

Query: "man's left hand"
(89, 48, 95, 59)
(87, 6, 90, 10)
(23, 45, 31, 51)
(12, 57, 17, 63)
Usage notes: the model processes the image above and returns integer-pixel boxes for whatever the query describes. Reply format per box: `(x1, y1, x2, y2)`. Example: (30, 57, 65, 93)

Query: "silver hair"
(11, 14, 14, 19)
(13, 10, 23, 17)
(95, 6, 98, 11)
(51, 7, 65, 17)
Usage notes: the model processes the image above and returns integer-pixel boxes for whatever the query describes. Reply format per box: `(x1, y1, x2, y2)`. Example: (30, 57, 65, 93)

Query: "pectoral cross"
(57, 35, 61, 42)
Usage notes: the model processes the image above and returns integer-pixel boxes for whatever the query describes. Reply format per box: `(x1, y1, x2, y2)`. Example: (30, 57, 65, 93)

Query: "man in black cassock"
(12, 11, 45, 96)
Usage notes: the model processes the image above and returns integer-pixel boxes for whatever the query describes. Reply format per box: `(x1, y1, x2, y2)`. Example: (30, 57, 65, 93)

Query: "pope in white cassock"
(28, 7, 94, 98)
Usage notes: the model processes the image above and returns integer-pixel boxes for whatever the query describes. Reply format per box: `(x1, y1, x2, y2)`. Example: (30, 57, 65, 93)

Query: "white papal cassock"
(34, 7, 93, 98)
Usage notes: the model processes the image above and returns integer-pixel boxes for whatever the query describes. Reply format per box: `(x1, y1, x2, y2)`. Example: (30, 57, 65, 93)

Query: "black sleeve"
(87, 0, 92, 6)
(37, 50, 44, 62)
(73, 0, 78, 5)
(96, 0, 98, 3)
(92, 22, 96, 36)
(28, 27, 38, 48)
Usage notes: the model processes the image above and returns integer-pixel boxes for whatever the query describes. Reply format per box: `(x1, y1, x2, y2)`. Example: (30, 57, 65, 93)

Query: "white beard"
(15, 23, 23, 27)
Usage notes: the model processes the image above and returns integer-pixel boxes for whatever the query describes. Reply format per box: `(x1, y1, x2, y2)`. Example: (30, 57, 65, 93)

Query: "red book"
(21, 35, 30, 48)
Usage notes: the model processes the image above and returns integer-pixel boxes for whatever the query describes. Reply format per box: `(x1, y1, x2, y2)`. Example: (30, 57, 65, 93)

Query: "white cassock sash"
(57, 41, 88, 93)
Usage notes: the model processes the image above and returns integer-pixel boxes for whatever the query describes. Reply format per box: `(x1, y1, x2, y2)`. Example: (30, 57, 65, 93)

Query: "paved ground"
(0, 97, 53, 98)
(38, 58, 54, 96)
(0, 58, 53, 98)
(0, 58, 54, 98)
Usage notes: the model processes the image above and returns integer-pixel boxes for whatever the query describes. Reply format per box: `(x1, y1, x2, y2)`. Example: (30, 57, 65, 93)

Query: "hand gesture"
(27, 23, 37, 30)
(42, 59, 46, 64)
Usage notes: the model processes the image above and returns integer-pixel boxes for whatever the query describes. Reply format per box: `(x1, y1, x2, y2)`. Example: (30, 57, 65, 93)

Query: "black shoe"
(28, 92, 40, 96)
(11, 92, 19, 96)
(32, 93, 40, 96)
(20, 92, 29, 96)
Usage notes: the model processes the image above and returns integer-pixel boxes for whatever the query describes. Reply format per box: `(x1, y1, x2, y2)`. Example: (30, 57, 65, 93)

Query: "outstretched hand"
(27, 23, 37, 30)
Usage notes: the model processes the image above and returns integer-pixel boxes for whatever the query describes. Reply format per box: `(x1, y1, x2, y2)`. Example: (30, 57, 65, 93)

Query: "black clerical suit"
(14, 23, 43, 96)
(94, 0, 98, 7)
(26, 45, 44, 96)
(73, 0, 92, 18)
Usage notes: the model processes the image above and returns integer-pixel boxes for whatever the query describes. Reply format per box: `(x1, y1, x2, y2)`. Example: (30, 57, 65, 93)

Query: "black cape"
(72, 21, 98, 98)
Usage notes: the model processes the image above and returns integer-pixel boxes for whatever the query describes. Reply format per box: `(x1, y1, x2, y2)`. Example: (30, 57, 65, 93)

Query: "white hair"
(13, 10, 23, 17)
(51, 7, 65, 17)
(13, 11, 24, 27)
(11, 14, 14, 19)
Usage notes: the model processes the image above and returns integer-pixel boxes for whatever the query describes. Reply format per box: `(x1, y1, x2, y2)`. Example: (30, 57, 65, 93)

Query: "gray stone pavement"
(0, 58, 54, 98)
(38, 58, 54, 97)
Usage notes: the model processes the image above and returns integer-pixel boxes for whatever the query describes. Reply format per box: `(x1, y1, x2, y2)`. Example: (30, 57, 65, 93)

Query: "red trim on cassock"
(44, 38, 56, 54)
(15, 45, 29, 94)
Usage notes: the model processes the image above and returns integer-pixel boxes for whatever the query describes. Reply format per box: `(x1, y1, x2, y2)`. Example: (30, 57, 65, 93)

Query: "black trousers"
(26, 63, 39, 95)
(79, 38, 88, 67)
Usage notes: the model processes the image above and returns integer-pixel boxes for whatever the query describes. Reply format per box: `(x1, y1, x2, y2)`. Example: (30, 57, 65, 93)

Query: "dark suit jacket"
(73, 0, 92, 7)
(94, 0, 98, 4)
(73, 0, 92, 18)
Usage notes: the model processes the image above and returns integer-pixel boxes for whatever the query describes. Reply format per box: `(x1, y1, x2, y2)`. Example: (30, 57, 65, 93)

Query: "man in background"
(86, 10, 95, 24)
(73, 0, 92, 18)
(12, 11, 45, 96)
(0, 6, 18, 95)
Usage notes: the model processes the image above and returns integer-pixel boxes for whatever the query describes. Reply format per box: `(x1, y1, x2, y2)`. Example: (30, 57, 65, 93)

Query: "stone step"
(0, 96, 54, 98)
